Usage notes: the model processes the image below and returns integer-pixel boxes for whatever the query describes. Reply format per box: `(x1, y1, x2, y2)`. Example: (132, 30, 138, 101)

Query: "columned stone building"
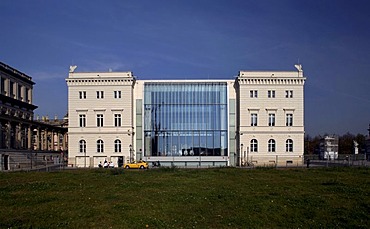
(0, 61, 67, 171)
(0, 62, 36, 151)
(66, 65, 306, 167)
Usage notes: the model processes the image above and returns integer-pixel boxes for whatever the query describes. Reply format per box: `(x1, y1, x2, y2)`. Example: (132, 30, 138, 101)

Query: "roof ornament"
(69, 65, 77, 73)
(294, 64, 303, 72)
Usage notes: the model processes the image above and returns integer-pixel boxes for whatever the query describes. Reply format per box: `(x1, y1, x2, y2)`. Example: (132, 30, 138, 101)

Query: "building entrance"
(2, 154, 9, 170)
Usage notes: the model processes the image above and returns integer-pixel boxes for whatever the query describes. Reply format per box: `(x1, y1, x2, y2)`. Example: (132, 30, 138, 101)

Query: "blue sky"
(0, 0, 369, 136)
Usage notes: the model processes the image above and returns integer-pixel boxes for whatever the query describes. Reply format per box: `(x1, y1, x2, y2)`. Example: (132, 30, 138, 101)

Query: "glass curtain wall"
(144, 82, 228, 157)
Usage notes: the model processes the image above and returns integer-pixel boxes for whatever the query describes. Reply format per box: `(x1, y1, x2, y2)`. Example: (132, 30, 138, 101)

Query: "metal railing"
(0, 150, 67, 172)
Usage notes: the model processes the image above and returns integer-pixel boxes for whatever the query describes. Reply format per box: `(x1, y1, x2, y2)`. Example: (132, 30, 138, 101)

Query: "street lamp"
(84, 150, 86, 168)
(129, 144, 133, 163)
(240, 144, 244, 167)
(246, 147, 249, 166)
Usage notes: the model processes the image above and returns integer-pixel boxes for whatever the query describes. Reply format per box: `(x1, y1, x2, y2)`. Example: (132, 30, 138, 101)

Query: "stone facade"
(237, 67, 306, 166)
(0, 61, 67, 171)
(66, 71, 135, 167)
(66, 65, 306, 167)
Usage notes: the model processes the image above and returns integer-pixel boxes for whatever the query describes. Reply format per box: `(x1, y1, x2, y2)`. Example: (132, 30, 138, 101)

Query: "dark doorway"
(118, 156, 124, 167)
(3, 155, 9, 170)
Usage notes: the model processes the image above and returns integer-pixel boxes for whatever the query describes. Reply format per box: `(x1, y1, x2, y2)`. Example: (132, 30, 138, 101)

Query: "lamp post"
(240, 143, 243, 167)
(129, 144, 133, 163)
(30, 150, 32, 170)
(246, 146, 249, 166)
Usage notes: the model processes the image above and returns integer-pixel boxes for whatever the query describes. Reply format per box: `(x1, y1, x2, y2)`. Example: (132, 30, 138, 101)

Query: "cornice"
(238, 78, 305, 85)
(66, 78, 134, 86)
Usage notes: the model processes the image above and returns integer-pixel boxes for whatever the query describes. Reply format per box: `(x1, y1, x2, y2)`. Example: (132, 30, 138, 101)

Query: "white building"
(237, 66, 306, 166)
(66, 65, 306, 168)
(66, 71, 135, 167)
(319, 135, 339, 160)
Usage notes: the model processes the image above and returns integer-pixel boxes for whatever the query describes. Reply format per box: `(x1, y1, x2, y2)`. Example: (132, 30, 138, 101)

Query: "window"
(268, 113, 275, 126)
(79, 114, 86, 127)
(286, 139, 293, 152)
(268, 139, 276, 152)
(97, 114, 104, 127)
(18, 85, 22, 100)
(9, 81, 14, 97)
(97, 139, 104, 153)
(268, 90, 275, 98)
(285, 90, 293, 98)
(79, 140, 86, 153)
(250, 139, 258, 152)
(114, 114, 121, 127)
(25, 88, 29, 102)
(251, 113, 258, 126)
(0, 77, 5, 94)
(114, 91, 121, 99)
(96, 91, 104, 99)
(250, 90, 258, 98)
(114, 139, 121, 153)
(286, 114, 293, 126)
(79, 91, 86, 99)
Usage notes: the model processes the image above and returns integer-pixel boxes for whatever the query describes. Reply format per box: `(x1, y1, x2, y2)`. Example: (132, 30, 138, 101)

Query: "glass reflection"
(144, 82, 228, 157)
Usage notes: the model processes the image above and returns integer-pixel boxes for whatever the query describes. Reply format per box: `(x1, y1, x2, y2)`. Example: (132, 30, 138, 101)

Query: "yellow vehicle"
(123, 161, 149, 169)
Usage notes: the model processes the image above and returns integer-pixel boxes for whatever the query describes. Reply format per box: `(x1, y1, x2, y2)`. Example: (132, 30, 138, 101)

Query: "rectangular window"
(286, 113, 293, 126)
(285, 90, 293, 98)
(79, 91, 86, 99)
(268, 90, 275, 98)
(114, 114, 121, 127)
(96, 91, 104, 99)
(0, 77, 5, 94)
(97, 114, 104, 127)
(18, 85, 22, 100)
(268, 113, 275, 126)
(9, 81, 14, 98)
(79, 114, 86, 127)
(251, 113, 258, 126)
(250, 90, 258, 98)
(114, 91, 121, 99)
(25, 88, 29, 102)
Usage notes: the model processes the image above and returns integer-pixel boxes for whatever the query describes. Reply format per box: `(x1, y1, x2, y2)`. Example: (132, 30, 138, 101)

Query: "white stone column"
(6, 122, 11, 149)
(27, 126, 32, 150)
(29, 88, 33, 104)
(50, 131, 55, 151)
(5, 78, 9, 96)
(56, 133, 61, 151)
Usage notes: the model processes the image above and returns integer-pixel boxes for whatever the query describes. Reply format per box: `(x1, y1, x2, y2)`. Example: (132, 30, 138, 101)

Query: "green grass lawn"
(0, 167, 369, 228)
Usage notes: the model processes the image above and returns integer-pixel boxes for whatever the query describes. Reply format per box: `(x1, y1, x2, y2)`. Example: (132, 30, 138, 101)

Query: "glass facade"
(144, 82, 228, 157)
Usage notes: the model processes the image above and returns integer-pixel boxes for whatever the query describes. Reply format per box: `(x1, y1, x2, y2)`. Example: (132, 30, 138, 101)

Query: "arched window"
(97, 139, 104, 153)
(250, 139, 258, 152)
(114, 139, 121, 153)
(268, 139, 276, 152)
(79, 140, 86, 153)
(286, 139, 293, 152)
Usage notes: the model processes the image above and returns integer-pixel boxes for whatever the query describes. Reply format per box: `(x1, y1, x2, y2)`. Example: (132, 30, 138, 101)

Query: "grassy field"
(0, 167, 369, 228)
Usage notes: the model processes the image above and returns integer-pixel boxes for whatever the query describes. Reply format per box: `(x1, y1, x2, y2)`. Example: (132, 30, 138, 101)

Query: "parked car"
(123, 161, 149, 169)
